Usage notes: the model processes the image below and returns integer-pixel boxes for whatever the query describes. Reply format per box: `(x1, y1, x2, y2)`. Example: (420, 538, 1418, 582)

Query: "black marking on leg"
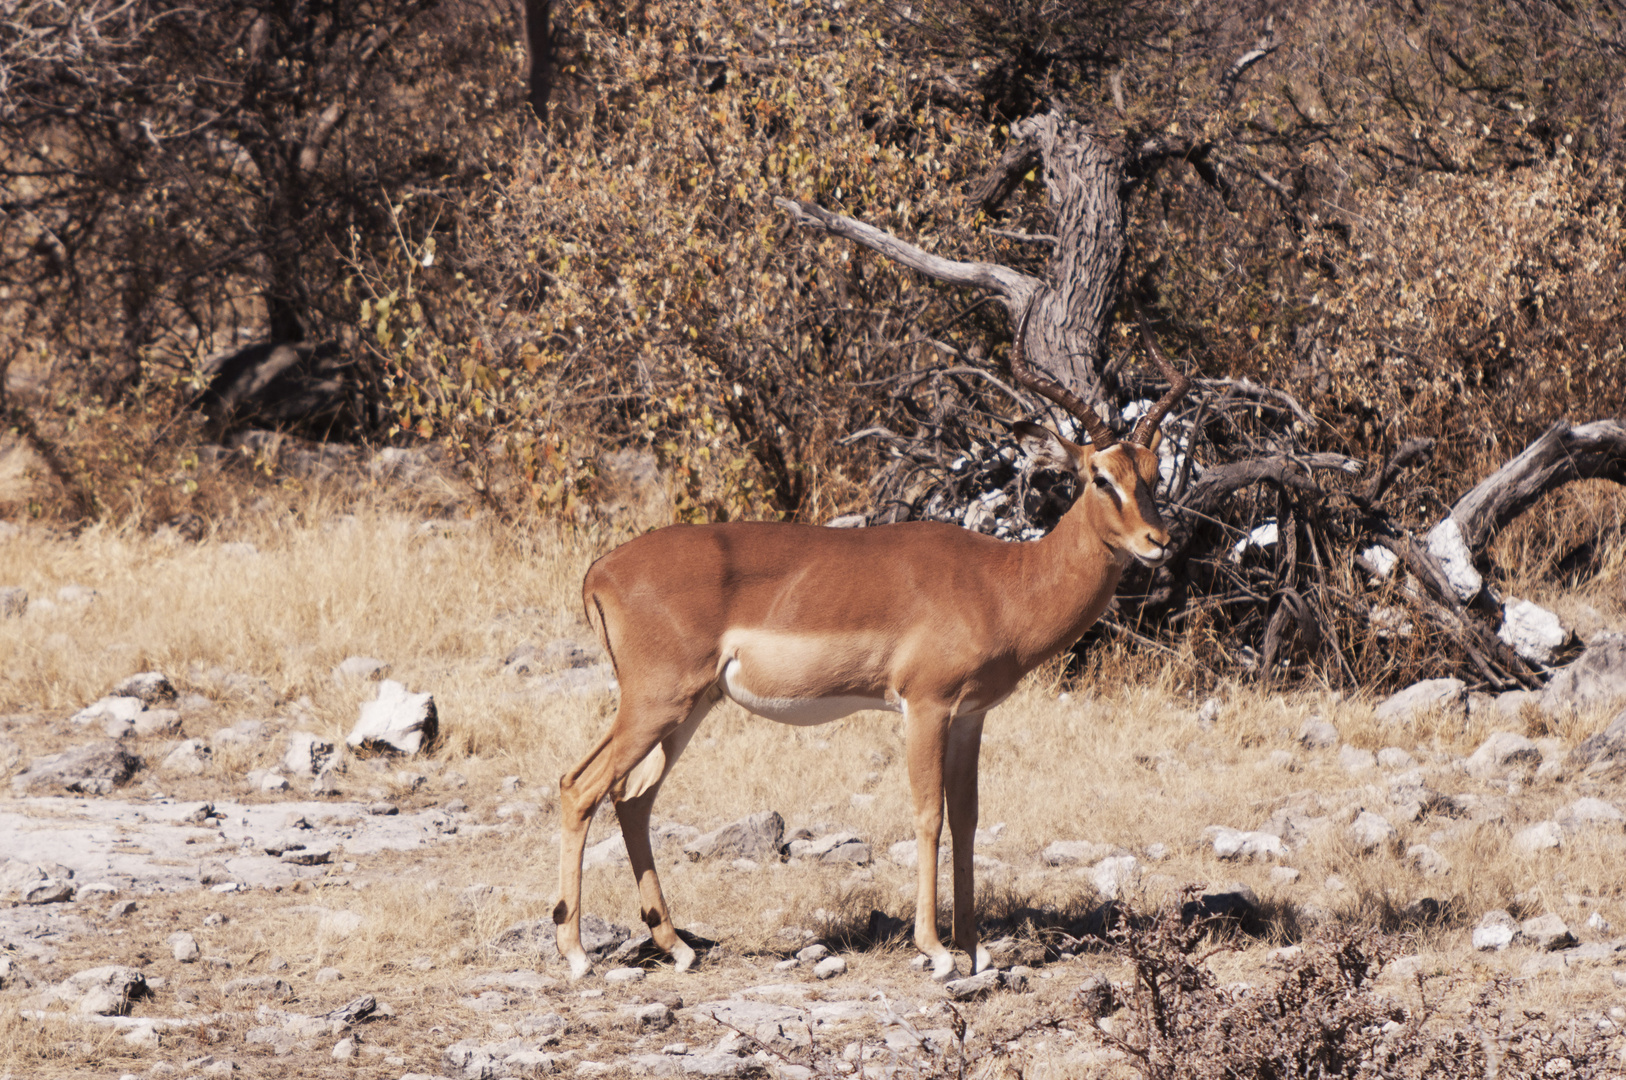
(552, 900, 569, 924)
(642, 907, 662, 928)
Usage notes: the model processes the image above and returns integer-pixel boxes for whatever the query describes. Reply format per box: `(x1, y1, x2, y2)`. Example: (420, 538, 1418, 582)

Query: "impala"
(553, 295, 1190, 980)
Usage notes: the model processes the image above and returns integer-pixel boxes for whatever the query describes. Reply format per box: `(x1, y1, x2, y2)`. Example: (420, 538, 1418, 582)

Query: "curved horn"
(1006, 292, 1116, 449)
(1129, 303, 1192, 446)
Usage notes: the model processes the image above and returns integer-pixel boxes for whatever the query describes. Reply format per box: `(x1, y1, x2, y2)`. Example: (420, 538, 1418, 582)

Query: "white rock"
(260, 773, 289, 793)
(1376, 679, 1467, 725)
(1473, 911, 1517, 951)
(1369, 605, 1414, 638)
(1347, 811, 1397, 853)
(168, 932, 200, 963)
(282, 731, 336, 777)
(1338, 745, 1376, 773)
(1204, 826, 1287, 861)
(71, 696, 144, 726)
(161, 739, 211, 775)
(1499, 599, 1568, 665)
(1268, 866, 1300, 885)
(1088, 855, 1139, 900)
(1039, 839, 1117, 866)
(1514, 821, 1563, 853)
(1297, 717, 1338, 748)
(1357, 544, 1398, 581)
(347, 680, 438, 755)
(1466, 731, 1541, 780)
(1377, 747, 1415, 770)
(1425, 516, 1482, 601)
(604, 967, 645, 984)
(1558, 797, 1624, 829)
(813, 956, 847, 980)
(1232, 521, 1278, 561)
(1586, 911, 1611, 933)
(583, 835, 630, 869)
(333, 656, 391, 681)
(1405, 844, 1452, 877)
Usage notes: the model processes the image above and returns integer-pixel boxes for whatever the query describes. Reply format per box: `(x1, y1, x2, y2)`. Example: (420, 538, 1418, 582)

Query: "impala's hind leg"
(612, 694, 712, 972)
(556, 690, 707, 980)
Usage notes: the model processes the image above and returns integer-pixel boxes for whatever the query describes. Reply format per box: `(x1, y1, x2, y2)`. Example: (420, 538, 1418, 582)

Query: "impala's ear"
(1013, 421, 1083, 477)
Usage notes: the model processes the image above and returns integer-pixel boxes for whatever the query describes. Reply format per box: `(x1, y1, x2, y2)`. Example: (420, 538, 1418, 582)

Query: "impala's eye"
(1093, 474, 1112, 491)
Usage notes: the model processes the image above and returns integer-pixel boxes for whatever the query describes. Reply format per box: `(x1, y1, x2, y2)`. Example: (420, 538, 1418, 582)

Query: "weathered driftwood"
(1448, 420, 1626, 553)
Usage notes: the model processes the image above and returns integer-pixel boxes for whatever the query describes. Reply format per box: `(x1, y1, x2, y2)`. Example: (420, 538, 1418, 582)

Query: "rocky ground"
(3, 522, 1626, 1079)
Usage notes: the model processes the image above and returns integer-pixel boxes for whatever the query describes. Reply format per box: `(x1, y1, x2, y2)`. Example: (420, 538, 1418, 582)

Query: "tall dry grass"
(0, 491, 1622, 1016)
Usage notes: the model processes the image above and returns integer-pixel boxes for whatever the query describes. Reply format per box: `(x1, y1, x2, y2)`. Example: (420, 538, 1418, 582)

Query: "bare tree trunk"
(523, 0, 555, 121)
(777, 110, 1128, 420)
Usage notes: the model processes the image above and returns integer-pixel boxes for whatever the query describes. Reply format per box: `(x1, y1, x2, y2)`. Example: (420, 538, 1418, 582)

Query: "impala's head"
(1004, 292, 1191, 568)
(1015, 422, 1173, 566)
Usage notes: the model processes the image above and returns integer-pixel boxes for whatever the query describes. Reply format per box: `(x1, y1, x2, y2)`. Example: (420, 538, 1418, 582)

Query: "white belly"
(720, 658, 899, 726)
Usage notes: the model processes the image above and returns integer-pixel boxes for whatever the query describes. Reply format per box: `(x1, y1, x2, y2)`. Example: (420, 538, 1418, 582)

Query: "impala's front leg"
(944, 711, 989, 973)
(905, 701, 956, 980)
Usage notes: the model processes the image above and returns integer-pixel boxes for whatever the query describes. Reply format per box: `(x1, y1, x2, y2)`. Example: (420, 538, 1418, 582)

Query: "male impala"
(554, 295, 1190, 980)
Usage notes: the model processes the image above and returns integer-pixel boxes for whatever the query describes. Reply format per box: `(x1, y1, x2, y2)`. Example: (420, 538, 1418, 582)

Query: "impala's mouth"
(1134, 544, 1170, 568)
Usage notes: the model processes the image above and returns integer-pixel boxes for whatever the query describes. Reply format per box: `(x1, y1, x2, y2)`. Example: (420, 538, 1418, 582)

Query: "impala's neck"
(1012, 493, 1130, 667)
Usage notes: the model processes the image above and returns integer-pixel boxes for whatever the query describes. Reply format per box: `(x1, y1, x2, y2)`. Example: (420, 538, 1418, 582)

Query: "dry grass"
(1, 491, 1624, 1077)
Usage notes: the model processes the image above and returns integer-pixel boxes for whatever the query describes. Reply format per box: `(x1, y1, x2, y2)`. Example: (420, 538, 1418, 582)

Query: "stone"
(1542, 634, 1626, 712)
(1376, 678, 1467, 725)
(944, 970, 1002, 1000)
(133, 709, 183, 736)
(604, 966, 645, 983)
(633, 1003, 675, 1030)
(1466, 731, 1541, 779)
(1520, 913, 1576, 951)
(1203, 826, 1287, 861)
(1039, 839, 1117, 866)
(786, 832, 870, 864)
(1182, 884, 1261, 927)
(347, 679, 438, 755)
(1514, 821, 1564, 853)
(1425, 516, 1482, 601)
(1586, 911, 1611, 933)
(1499, 599, 1569, 665)
(683, 811, 784, 862)
(111, 672, 178, 706)
(169, 932, 201, 963)
(1296, 717, 1339, 749)
(10, 740, 140, 795)
(280, 847, 332, 865)
(161, 738, 211, 774)
(1558, 797, 1624, 829)
(283, 731, 337, 777)
(1338, 745, 1376, 773)
(261, 772, 290, 792)
(222, 976, 295, 1000)
(1406, 844, 1452, 877)
(1347, 811, 1397, 852)
(315, 967, 343, 984)
(331, 1037, 356, 1062)
(59, 966, 149, 1016)
(334, 656, 391, 681)
(812, 956, 846, 980)
(1269, 866, 1300, 885)
(1567, 705, 1626, 772)
(1088, 855, 1139, 900)
(1473, 910, 1518, 951)
(0, 586, 26, 617)
(71, 696, 144, 726)
(796, 943, 829, 963)
(1377, 747, 1416, 770)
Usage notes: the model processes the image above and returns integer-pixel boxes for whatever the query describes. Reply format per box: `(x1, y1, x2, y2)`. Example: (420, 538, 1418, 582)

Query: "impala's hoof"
(566, 951, 593, 981)
(929, 952, 958, 981)
(972, 945, 992, 974)
(672, 940, 697, 973)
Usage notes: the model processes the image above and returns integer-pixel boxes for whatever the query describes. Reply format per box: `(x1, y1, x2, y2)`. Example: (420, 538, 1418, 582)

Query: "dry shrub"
(1103, 905, 1609, 1079)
